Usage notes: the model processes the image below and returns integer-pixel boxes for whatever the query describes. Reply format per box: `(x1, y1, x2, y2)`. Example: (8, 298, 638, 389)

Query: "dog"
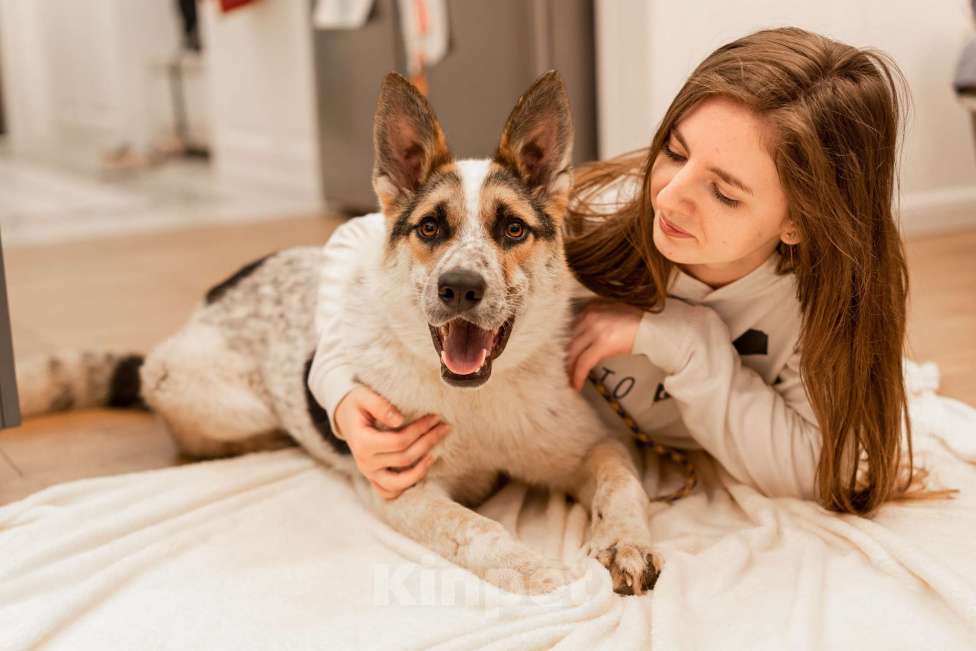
(17, 71, 661, 596)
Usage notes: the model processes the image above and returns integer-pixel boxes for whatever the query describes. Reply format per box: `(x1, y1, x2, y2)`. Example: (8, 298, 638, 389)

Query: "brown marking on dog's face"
(391, 167, 465, 268)
(479, 163, 562, 284)
(489, 71, 573, 287)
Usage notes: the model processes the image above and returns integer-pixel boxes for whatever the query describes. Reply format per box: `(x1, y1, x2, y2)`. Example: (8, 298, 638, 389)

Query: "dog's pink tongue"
(442, 321, 491, 375)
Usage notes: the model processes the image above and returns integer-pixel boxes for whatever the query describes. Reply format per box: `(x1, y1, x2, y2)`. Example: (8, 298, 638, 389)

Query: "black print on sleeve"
(654, 383, 671, 402)
(594, 366, 636, 400)
(732, 329, 768, 356)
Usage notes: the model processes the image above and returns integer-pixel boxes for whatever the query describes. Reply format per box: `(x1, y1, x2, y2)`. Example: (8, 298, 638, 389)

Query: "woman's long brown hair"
(566, 27, 956, 516)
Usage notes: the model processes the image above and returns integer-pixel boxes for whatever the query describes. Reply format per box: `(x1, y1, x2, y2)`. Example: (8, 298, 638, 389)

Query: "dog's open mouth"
(428, 317, 514, 387)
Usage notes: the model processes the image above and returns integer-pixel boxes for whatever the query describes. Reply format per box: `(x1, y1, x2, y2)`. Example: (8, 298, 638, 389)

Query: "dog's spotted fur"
(17, 72, 661, 595)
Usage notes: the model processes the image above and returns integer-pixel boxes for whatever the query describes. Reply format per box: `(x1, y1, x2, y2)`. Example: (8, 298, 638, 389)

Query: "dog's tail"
(17, 351, 147, 419)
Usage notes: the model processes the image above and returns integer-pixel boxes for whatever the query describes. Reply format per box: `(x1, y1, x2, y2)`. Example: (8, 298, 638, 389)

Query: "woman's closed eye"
(662, 143, 685, 163)
(711, 185, 739, 208)
(662, 143, 741, 208)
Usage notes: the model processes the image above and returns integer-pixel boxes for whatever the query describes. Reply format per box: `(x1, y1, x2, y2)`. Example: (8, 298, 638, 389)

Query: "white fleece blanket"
(2, 362, 975, 650)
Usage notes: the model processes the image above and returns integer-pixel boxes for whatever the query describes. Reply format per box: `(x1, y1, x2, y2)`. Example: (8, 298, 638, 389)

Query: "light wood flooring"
(0, 218, 974, 504)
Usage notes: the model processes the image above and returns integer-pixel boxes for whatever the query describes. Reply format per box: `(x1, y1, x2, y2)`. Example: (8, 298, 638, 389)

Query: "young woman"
(309, 27, 944, 516)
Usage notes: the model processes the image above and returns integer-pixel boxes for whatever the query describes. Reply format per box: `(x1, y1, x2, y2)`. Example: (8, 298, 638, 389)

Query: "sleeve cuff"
(309, 365, 359, 438)
(631, 298, 720, 374)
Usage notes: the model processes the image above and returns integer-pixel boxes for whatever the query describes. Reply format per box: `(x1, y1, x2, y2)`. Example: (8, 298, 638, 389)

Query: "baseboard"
(898, 186, 976, 236)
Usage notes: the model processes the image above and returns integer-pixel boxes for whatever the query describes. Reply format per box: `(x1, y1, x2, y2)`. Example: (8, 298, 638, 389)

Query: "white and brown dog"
(18, 71, 661, 595)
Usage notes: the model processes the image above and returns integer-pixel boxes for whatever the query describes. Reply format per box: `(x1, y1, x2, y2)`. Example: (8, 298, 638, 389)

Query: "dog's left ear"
(495, 70, 573, 203)
(372, 72, 452, 212)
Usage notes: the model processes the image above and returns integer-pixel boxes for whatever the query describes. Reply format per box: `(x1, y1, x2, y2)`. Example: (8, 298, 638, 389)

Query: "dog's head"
(371, 71, 574, 388)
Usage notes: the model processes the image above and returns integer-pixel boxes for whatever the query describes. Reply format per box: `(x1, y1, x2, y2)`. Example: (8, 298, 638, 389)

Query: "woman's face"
(649, 97, 797, 287)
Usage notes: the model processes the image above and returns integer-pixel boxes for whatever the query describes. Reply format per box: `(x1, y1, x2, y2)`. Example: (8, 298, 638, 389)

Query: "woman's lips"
(658, 214, 694, 238)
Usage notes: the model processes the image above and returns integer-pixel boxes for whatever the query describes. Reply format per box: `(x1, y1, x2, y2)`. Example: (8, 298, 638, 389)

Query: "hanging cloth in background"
(396, 0, 449, 95)
(177, 0, 201, 51)
(314, 0, 375, 29)
(217, 0, 260, 14)
(956, 1, 976, 95)
(955, 40, 976, 95)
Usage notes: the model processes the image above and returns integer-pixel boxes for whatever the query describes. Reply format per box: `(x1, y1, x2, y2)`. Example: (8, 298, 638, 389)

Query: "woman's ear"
(780, 219, 801, 245)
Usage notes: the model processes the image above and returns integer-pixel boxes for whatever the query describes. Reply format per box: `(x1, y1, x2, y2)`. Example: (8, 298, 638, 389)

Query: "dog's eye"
(417, 217, 439, 240)
(505, 219, 527, 241)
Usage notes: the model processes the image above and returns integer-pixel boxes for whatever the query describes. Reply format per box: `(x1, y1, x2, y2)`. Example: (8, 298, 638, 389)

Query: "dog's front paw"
(513, 556, 583, 595)
(520, 564, 572, 595)
(486, 552, 581, 595)
(585, 525, 661, 595)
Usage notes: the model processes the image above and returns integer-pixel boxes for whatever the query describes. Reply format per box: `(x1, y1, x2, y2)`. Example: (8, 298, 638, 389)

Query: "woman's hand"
(565, 300, 644, 391)
(333, 385, 451, 500)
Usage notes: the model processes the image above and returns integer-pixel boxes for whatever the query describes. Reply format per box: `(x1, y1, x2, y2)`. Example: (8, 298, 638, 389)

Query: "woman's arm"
(307, 212, 386, 433)
(633, 298, 822, 500)
(307, 213, 450, 500)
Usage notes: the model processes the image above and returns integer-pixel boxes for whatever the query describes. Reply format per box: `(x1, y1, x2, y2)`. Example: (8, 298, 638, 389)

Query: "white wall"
(0, 0, 321, 202)
(0, 0, 55, 152)
(0, 0, 181, 156)
(596, 0, 976, 235)
(199, 0, 322, 201)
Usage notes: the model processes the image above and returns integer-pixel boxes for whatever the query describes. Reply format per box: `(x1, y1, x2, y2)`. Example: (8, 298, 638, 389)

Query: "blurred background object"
(0, 230, 18, 430)
(313, 0, 597, 211)
(0, 0, 323, 246)
(954, 1, 976, 160)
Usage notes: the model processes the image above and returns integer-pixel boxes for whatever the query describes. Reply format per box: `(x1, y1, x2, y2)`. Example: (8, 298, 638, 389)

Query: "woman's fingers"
(571, 340, 606, 392)
(369, 478, 398, 500)
(571, 306, 596, 334)
(375, 423, 450, 469)
(363, 414, 442, 455)
(360, 389, 406, 430)
(565, 328, 597, 375)
(374, 454, 437, 497)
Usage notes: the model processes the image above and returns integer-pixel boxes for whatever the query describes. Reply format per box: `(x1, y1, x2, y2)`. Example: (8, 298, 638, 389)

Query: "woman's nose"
(655, 165, 696, 215)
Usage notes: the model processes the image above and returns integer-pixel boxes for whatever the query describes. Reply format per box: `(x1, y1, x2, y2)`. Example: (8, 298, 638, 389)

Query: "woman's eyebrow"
(710, 166, 754, 196)
(673, 127, 754, 196)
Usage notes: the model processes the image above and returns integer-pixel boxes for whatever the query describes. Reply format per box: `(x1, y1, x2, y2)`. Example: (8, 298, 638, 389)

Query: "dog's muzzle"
(428, 268, 514, 387)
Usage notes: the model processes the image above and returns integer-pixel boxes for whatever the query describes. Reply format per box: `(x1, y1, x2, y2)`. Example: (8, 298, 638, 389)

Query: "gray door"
(313, 0, 596, 212)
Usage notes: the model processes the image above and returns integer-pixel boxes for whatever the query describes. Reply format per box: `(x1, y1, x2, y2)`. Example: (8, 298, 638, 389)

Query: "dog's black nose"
(438, 270, 485, 311)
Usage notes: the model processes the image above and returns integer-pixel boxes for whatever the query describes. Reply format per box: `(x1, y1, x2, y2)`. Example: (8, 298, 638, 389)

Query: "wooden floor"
(0, 214, 343, 503)
(1, 218, 974, 504)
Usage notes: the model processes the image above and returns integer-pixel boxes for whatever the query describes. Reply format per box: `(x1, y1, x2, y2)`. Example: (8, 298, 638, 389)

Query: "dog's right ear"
(372, 73, 452, 213)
